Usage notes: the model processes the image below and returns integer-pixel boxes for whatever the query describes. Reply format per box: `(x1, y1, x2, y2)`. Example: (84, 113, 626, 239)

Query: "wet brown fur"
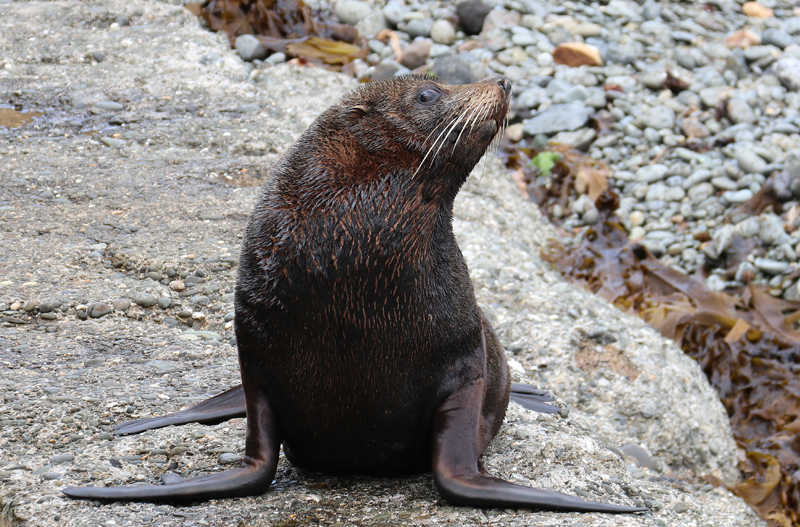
(235, 75, 512, 474)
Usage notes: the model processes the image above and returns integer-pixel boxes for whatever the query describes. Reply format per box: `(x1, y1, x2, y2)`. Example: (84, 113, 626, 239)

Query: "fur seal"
(63, 75, 646, 514)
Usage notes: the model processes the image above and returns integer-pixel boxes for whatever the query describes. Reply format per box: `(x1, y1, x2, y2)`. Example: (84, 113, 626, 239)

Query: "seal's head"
(284, 75, 511, 203)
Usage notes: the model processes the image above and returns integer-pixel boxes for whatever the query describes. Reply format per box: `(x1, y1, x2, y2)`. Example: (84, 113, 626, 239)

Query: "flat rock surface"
(0, 1, 763, 526)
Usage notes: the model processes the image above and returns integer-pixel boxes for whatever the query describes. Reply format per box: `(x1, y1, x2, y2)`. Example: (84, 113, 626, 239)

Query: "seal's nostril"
(498, 78, 512, 97)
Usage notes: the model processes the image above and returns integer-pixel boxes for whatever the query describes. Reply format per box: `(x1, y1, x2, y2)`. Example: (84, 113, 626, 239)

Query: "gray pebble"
(636, 164, 669, 183)
(335, 0, 373, 25)
(522, 102, 592, 135)
(157, 297, 172, 309)
(382, 0, 409, 27)
(100, 137, 125, 149)
(404, 18, 433, 38)
(89, 302, 113, 318)
(772, 58, 800, 92)
(235, 35, 267, 62)
(145, 360, 179, 373)
(50, 454, 74, 465)
(722, 189, 754, 204)
(759, 214, 786, 244)
(112, 298, 131, 311)
(94, 101, 123, 112)
(754, 257, 789, 275)
(734, 148, 768, 174)
(726, 98, 756, 125)
(38, 300, 62, 313)
(218, 453, 243, 465)
(132, 292, 158, 308)
(762, 29, 796, 50)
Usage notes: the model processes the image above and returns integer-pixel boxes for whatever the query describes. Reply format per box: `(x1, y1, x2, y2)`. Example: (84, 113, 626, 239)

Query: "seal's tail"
(509, 382, 560, 413)
(114, 385, 246, 436)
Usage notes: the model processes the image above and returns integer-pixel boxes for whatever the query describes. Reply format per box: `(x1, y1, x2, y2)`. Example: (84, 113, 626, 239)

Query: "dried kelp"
(542, 194, 800, 526)
(186, 0, 364, 68)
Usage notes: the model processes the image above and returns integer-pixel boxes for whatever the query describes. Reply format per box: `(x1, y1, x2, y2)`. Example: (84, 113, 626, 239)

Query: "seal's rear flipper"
(432, 380, 648, 513)
(114, 385, 246, 436)
(64, 374, 278, 502)
(509, 383, 560, 414)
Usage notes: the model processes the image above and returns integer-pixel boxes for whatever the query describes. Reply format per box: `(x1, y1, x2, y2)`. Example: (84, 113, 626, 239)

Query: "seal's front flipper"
(63, 374, 278, 503)
(114, 385, 246, 436)
(432, 380, 648, 513)
(509, 383, 560, 414)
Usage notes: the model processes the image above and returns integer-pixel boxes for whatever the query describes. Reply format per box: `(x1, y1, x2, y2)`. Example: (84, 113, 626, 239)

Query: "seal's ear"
(347, 105, 368, 117)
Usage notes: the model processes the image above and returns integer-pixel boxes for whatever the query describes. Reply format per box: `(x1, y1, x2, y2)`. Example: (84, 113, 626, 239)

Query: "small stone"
(89, 303, 113, 318)
(522, 102, 592, 135)
(400, 39, 431, 69)
(571, 22, 602, 38)
(112, 299, 131, 312)
(38, 300, 61, 313)
(235, 35, 267, 62)
(382, 1, 409, 27)
(50, 454, 75, 465)
(101, 137, 125, 149)
(680, 118, 711, 138)
(404, 18, 433, 39)
(762, 29, 796, 50)
(430, 20, 455, 45)
(457, 0, 492, 35)
(754, 257, 789, 274)
(549, 128, 596, 150)
(42, 472, 63, 481)
(157, 297, 172, 309)
(772, 58, 800, 92)
(742, 2, 773, 18)
(760, 214, 786, 244)
(722, 189, 754, 204)
(727, 98, 757, 125)
(169, 280, 186, 292)
(91, 51, 106, 62)
(672, 501, 692, 513)
(145, 360, 178, 373)
(641, 106, 675, 130)
(218, 453, 243, 465)
(629, 211, 645, 227)
(724, 28, 761, 49)
(94, 101, 124, 112)
(132, 292, 158, 308)
(734, 149, 768, 174)
(636, 164, 669, 183)
(552, 43, 603, 67)
(335, 0, 373, 25)
(481, 9, 520, 33)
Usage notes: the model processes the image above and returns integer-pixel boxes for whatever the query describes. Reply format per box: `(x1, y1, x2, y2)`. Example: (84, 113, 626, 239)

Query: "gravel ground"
(302, 0, 800, 300)
(0, 1, 765, 526)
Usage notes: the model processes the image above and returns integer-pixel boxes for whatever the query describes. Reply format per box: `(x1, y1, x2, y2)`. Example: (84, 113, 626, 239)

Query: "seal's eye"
(417, 89, 440, 105)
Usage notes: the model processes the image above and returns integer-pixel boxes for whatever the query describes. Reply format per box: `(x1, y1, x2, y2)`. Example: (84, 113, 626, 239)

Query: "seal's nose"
(497, 77, 512, 98)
